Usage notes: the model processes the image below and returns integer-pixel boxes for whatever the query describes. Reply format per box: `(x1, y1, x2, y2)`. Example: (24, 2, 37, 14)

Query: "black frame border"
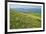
(5, 1, 45, 34)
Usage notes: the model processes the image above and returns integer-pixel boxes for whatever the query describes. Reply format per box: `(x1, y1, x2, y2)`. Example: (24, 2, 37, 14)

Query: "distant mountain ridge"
(10, 7, 41, 13)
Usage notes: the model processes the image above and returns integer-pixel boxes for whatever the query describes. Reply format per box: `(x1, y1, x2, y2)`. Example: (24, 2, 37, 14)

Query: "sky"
(9, 4, 41, 9)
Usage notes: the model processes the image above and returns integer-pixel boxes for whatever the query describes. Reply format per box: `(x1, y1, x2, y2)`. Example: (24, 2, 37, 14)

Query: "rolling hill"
(10, 10, 41, 29)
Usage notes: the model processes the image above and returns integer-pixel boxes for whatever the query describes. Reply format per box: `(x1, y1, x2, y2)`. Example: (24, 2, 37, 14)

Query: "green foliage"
(10, 10, 41, 29)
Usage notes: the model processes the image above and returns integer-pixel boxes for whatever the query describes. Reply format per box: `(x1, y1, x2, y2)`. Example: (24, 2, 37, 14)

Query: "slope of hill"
(10, 10, 41, 29)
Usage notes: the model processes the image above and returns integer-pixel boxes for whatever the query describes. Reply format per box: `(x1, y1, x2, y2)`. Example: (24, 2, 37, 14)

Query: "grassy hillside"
(10, 10, 41, 29)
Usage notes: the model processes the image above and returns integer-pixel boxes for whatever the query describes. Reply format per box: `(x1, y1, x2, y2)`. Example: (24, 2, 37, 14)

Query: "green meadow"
(10, 9, 41, 29)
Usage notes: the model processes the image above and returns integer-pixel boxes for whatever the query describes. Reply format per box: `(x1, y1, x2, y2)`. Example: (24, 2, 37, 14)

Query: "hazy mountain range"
(10, 7, 41, 13)
(10, 4, 41, 13)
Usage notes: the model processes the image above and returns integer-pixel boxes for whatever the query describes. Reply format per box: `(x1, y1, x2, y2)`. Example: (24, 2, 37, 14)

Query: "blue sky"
(9, 4, 41, 9)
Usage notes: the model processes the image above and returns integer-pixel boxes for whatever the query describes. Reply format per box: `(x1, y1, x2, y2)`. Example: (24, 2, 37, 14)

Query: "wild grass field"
(10, 9, 41, 29)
